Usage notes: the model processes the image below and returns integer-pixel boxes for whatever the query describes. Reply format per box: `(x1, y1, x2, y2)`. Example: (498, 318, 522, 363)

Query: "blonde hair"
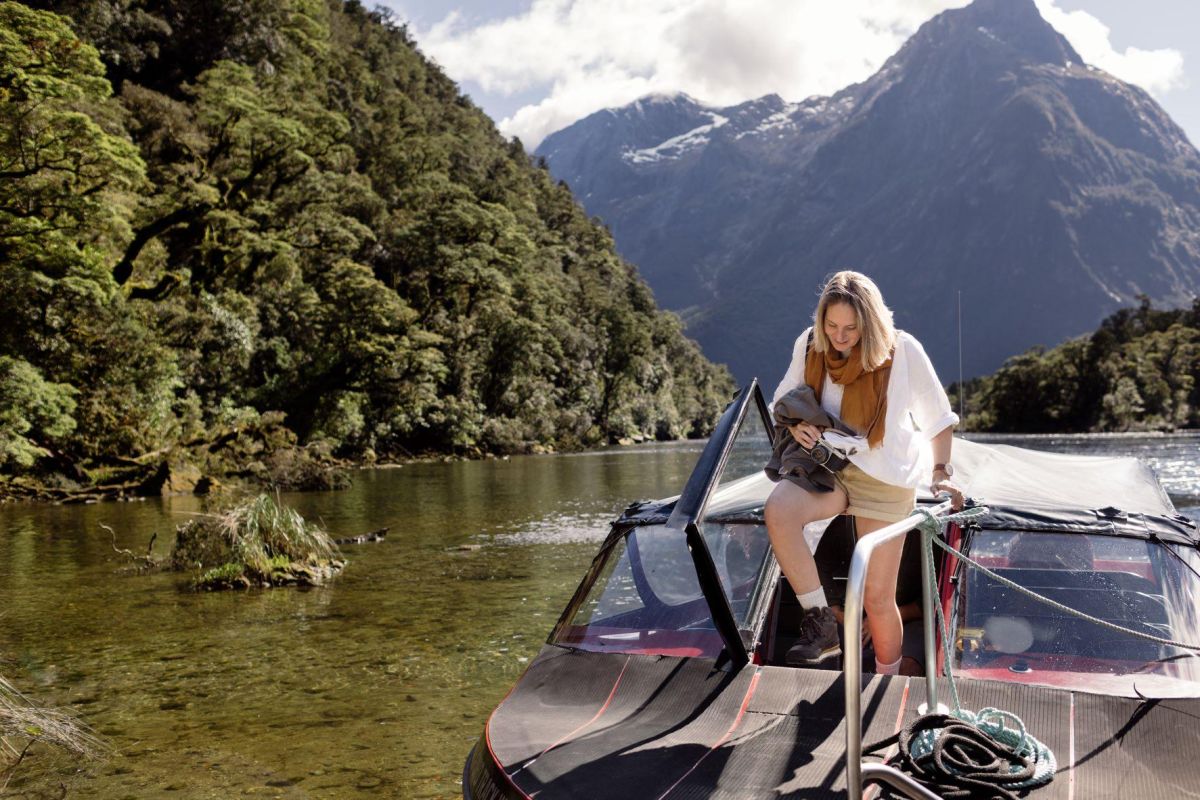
(812, 270, 896, 371)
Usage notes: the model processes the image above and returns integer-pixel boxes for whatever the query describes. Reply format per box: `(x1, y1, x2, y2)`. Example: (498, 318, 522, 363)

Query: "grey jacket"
(763, 385, 856, 492)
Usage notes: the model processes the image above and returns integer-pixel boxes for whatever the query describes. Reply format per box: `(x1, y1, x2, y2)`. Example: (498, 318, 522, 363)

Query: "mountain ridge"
(536, 0, 1200, 385)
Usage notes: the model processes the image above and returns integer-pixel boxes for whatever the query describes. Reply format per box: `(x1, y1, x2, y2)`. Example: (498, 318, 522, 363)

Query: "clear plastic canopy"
(943, 438, 1176, 515)
(693, 436, 1177, 519)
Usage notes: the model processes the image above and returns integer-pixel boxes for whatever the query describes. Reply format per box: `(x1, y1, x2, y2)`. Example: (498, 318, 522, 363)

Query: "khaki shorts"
(834, 464, 916, 523)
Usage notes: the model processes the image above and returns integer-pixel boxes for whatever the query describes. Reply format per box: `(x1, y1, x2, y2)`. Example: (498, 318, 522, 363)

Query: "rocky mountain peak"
(905, 0, 1083, 69)
(633, 91, 703, 108)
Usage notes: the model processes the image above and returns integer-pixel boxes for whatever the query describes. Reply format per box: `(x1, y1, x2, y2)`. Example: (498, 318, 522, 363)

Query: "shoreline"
(3, 428, 1194, 507)
(0, 434, 703, 506)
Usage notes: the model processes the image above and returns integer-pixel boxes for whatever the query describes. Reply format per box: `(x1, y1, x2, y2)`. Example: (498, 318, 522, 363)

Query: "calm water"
(0, 434, 1196, 798)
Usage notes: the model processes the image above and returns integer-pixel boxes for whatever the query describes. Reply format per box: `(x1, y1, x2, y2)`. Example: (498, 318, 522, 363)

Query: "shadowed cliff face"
(536, 0, 1200, 383)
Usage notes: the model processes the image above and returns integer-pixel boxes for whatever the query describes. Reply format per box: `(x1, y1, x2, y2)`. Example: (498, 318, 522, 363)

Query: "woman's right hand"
(788, 421, 822, 449)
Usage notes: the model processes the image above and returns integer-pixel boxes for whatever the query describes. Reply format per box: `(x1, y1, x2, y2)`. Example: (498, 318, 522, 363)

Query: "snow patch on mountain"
(622, 112, 729, 164)
(977, 25, 1001, 44)
(734, 102, 801, 140)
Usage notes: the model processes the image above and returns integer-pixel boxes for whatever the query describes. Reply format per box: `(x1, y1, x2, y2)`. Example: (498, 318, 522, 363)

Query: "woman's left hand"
(932, 478, 964, 511)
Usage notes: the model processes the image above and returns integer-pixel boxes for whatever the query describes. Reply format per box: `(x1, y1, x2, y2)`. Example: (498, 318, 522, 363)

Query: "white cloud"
(1034, 0, 1185, 96)
(406, 0, 1186, 149)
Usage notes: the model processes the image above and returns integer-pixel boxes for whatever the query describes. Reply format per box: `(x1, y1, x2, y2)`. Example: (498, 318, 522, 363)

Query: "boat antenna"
(957, 289, 965, 428)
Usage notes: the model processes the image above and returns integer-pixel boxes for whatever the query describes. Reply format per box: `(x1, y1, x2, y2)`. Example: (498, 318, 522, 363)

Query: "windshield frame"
(549, 381, 778, 666)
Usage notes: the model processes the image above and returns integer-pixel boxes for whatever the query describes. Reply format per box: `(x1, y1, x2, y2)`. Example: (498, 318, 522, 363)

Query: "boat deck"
(477, 647, 1200, 799)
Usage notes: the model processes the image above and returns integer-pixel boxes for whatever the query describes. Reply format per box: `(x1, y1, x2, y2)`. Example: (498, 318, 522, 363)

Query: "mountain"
(535, 0, 1200, 386)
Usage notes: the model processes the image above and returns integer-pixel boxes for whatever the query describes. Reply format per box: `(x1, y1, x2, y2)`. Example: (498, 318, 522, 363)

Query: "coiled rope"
(865, 710, 1046, 800)
(864, 505, 1056, 798)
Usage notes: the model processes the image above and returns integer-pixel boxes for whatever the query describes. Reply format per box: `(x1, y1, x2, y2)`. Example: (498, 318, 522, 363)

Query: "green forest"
(0, 0, 734, 500)
(953, 297, 1200, 433)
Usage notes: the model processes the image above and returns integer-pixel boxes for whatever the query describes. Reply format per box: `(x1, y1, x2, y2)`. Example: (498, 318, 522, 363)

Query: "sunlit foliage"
(1, 1, 733, 492)
(951, 297, 1200, 432)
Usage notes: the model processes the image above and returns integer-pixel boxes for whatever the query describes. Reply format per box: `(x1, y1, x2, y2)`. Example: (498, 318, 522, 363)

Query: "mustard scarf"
(804, 342, 892, 448)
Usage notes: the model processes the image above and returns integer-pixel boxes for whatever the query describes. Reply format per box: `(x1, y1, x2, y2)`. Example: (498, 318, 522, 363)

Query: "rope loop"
(973, 708, 1029, 756)
(913, 503, 989, 540)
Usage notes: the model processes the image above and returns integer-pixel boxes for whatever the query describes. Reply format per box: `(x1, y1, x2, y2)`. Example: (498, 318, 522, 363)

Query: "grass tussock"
(170, 494, 344, 589)
(1, 675, 107, 794)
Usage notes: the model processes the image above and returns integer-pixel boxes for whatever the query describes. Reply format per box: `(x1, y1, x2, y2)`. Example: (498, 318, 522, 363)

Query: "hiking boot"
(785, 606, 841, 666)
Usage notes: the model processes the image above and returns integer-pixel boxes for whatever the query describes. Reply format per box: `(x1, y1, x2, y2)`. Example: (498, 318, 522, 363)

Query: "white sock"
(875, 655, 902, 676)
(797, 586, 828, 610)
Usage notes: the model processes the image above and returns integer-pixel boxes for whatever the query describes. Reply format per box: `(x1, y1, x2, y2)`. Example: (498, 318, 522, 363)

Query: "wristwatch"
(933, 463, 954, 477)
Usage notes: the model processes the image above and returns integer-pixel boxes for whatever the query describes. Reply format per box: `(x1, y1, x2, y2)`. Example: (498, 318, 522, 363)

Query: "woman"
(765, 270, 962, 675)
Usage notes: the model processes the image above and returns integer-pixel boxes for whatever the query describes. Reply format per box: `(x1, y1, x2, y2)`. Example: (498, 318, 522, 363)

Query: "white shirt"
(820, 375, 844, 418)
(770, 328, 959, 490)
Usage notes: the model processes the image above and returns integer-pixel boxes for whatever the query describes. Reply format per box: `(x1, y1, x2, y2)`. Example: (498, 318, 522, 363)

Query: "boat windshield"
(953, 530, 1200, 694)
(552, 524, 724, 657)
(552, 389, 776, 659)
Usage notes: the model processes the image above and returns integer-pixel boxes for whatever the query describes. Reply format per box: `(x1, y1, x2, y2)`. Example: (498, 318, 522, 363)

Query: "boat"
(463, 381, 1200, 799)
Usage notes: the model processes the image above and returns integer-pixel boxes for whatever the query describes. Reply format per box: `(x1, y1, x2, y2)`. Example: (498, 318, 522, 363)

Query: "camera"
(807, 440, 851, 473)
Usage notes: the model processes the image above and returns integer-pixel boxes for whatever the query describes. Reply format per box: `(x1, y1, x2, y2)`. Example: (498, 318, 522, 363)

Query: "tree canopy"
(0, 0, 734, 496)
(952, 297, 1200, 433)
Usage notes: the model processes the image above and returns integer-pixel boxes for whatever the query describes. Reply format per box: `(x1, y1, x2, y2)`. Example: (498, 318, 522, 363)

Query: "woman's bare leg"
(764, 481, 848, 598)
(854, 516, 906, 666)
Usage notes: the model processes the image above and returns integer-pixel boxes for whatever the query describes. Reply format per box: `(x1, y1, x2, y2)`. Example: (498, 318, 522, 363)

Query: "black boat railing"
(843, 499, 953, 800)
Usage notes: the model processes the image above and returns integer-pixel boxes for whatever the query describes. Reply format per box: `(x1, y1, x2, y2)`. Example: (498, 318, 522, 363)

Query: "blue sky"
(380, 0, 1200, 151)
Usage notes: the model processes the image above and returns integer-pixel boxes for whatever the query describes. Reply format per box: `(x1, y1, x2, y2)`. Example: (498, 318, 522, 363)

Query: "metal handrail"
(843, 499, 953, 800)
